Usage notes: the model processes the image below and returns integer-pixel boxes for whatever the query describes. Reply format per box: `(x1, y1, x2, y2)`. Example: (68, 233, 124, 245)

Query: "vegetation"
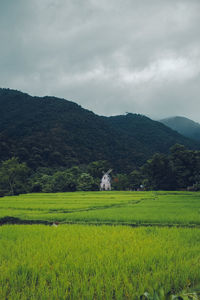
(0, 225, 200, 299)
(140, 286, 200, 300)
(1, 144, 200, 196)
(141, 144, 200, 190)
(0, 191, 199, 299)
(0, 88, 199, 174)
(1, 89, 200, 299)
(161, 116, 200, 142)
(1, 88, 200, 195)
(0, 157, 30, 196)
(0, 191, 199, 226)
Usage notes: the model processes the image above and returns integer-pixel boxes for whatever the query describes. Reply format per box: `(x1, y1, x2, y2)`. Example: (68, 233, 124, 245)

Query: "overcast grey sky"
(0, 0, 200, 121)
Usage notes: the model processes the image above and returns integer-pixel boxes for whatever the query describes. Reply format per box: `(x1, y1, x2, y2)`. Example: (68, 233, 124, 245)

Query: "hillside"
(0, 88, 199, 172)
(106, 113, 196, 154)
(160, 116, 200, 142)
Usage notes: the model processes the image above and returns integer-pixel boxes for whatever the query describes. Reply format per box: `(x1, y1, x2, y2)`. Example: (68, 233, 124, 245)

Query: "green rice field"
(0, 191, 200, 226)
(0, 191, 200, 299)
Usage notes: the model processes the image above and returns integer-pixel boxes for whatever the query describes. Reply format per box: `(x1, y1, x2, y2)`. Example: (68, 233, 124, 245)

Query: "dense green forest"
(1, 144, 200, 195)
(1, 88, 200, 195)
(0, 88, 199, 173)
(161, 116, 200, 141)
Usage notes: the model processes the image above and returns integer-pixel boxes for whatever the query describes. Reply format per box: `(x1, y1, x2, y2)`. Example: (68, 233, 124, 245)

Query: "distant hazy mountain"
(160, 116, 200, 142)
(0, 88, 199, 172)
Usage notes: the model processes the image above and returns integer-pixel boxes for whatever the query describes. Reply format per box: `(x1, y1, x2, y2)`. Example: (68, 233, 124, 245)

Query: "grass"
(0, 225, 200, 299)
(0, 191, 200, 226)
(0, 191, 200, 299)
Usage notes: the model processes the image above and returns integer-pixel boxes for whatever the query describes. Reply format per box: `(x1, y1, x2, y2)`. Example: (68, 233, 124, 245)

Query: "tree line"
(0, 144, 200, 196)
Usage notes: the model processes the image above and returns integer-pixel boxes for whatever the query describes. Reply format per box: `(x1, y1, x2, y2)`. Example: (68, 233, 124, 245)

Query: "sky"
(0, 0, 200, 121)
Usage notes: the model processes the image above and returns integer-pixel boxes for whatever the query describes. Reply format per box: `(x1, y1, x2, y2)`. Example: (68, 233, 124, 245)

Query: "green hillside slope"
(0, 88, 199, 172)
(161, 116, 200, 141)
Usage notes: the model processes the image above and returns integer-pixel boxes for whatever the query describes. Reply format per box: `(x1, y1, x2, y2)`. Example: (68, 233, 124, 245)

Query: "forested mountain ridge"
(160, 116, 200, 142)
(106, 114, 196, 154)
(0, 88, 199, 172)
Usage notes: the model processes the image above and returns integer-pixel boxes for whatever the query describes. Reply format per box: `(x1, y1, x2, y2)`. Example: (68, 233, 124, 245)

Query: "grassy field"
(0, 191, 200, 226)
(0, 225, 200, 299)
(0, 191, 200, 299)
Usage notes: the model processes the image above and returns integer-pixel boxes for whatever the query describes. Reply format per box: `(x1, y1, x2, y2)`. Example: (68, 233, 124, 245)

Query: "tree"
(170, 144, 200, 188)
(77, 173, 95, 191)
(112, 174, 129, 190)
(51, 171, 77, 192)
(129, 170, 144, 190)
(0, 157, 30, 195)
(142, 153, 176, 190)
(39, 174, 54, 193)
(87, 160, 110, 178)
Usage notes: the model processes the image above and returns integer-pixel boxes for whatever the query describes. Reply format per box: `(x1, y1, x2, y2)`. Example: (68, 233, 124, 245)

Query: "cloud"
(0, 0, 200, 121)
(119, 55, 200, 84)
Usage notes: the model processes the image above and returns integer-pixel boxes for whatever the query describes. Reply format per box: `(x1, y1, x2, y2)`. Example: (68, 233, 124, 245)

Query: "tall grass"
(0, 225, 200, 299)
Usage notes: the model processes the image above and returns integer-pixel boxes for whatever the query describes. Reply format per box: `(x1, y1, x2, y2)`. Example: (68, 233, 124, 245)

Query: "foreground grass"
(0, 191, 200, 226)
(0, 225, 200, 300)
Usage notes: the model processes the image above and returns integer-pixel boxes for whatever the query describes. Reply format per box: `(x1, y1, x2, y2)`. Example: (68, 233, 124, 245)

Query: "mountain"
(0, 88, 199, 172)
(160, 116, 200, 142)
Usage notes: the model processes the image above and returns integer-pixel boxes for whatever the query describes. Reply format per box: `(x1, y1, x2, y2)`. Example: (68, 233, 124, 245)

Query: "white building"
(100, 169, 112, 191)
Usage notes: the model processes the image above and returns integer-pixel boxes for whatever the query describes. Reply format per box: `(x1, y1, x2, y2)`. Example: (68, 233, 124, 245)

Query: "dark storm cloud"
(0, 0, 200, 121)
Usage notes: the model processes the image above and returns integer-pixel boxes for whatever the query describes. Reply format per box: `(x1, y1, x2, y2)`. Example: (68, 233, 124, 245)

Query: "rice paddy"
(0, 191, 200, 299)
(0, 191, 199, 226)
